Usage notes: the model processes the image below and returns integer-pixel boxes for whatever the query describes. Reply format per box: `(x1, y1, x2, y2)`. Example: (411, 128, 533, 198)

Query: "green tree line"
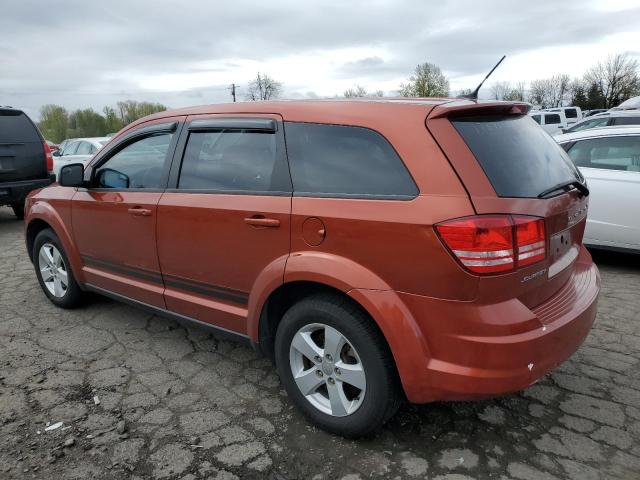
(39, 100, 167, 143)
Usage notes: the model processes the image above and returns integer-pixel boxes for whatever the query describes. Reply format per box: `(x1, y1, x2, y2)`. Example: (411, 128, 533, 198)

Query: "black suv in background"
(0, 107, 53, 219)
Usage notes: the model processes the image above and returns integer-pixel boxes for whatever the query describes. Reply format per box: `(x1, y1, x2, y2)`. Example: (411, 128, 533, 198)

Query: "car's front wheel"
(275, 293, 400, 437)
(33, 229, 83, 308)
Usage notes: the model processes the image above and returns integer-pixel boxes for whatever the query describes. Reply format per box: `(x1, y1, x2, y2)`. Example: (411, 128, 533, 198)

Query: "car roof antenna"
(458, 55, 506, 100)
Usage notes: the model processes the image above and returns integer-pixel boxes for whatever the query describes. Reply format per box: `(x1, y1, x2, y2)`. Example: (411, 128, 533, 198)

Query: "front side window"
(284, 122, 418, 198)
(76, 141, 92, 155)
(545, 114, 561, 125)
(178, 130, 284, 192)
(94, 133, 173, 189)
(566, 135, 640, 171)
(63, 141, 79, 156)
(567, 117, 609, 133)
(565, 108, 578, 119)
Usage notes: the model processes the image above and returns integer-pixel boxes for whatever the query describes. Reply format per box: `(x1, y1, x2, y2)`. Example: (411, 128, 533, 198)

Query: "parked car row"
(52, 137, 110, 178)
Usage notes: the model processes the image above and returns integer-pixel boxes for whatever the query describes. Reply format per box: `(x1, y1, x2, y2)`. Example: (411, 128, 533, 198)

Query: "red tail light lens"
(514, 216, 545, 266)
(43, 141, 53, 172)
(436, 215, 546, 274)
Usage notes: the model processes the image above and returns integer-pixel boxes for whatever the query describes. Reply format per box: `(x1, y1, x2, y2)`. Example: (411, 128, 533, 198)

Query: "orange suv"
(24, 99, 600, 437)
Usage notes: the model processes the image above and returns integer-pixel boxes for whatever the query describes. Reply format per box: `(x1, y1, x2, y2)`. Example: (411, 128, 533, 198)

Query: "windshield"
(452, 115, 582, 198)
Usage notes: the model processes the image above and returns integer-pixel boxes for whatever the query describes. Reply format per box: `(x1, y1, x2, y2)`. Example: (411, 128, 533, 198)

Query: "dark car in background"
(0, 107, 53, 219)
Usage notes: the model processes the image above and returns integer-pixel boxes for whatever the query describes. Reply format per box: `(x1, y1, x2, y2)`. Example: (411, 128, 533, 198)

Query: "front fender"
(27, 198, 85, 284)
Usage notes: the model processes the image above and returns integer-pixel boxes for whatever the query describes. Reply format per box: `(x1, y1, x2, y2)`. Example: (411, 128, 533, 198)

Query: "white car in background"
(529, 110, 567, 135)
(543, 106, 583, 125)
(52, 137, 110, 179)
(562, 110, 640, 134)
(556, 126, 640, 253)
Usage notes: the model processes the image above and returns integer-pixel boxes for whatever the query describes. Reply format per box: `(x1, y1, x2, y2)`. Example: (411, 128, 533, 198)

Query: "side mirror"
(59, 163, 85, 187)
(96, 168, 129, 189)
(52, 150, 61, 157)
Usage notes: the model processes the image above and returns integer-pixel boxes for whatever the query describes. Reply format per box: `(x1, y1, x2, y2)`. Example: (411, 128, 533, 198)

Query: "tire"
(10, 202, 25, 220)
(275, 293, 401, 437)
(33, 228, 83, 308)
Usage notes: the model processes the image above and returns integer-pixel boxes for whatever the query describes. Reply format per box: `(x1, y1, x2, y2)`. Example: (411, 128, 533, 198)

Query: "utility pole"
(229, 83, 237, 102)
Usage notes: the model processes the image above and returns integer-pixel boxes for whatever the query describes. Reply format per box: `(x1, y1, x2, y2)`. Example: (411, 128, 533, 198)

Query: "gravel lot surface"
(1, 206, 639, 479)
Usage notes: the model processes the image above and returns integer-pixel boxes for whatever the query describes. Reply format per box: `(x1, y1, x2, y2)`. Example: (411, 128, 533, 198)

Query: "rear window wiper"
(537, 180, 589, 199)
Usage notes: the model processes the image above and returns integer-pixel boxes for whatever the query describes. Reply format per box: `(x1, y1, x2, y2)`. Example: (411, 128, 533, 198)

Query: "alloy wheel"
(289, 323, 366, 417)
(38, 243, 68, 298)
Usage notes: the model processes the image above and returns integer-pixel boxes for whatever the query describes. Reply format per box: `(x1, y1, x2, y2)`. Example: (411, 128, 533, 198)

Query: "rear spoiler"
(428, 101, 531, 119)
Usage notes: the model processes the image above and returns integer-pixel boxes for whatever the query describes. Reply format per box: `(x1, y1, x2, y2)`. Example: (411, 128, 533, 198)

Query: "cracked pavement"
(1, 206, 639, 479)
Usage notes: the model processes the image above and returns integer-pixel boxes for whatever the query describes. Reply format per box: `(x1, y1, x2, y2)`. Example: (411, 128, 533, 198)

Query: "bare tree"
(344, 85, 368, 98)
(584, 53, 640, 108)
(245, 73, 282, 101)
(400, 63, 449, 97)
(504, 81, 527, 102)
(527, 75, 570, 108)
(344, 85, 385, 98)
(490, 81, 511, 100)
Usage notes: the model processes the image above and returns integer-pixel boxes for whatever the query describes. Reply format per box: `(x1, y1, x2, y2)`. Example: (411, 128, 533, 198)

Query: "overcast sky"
(2, 0, 640, 119)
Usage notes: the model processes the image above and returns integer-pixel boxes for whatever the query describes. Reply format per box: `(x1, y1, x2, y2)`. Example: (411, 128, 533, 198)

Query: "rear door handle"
(128, 207, 152, 217)
(244, 216, 280, 228)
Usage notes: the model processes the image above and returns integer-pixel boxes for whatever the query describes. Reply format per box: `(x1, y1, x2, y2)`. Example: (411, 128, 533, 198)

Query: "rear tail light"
(43, 141, 53, 172)
(436, 215, 546, 274)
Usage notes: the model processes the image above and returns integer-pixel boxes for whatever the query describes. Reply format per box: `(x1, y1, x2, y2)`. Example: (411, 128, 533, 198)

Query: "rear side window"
(284, 122, 418, 198)
(565, 108, 578, 119)
(566, 136, 640, 171)
(452, 115, 581, 198)
(612, 117, 640, 126)
(0, 111, 40, 143)
(531, 115, 541, 124)
(179, 130, 286, 192)
(76, 141, 92, 155)
(545, 114, 561, 125)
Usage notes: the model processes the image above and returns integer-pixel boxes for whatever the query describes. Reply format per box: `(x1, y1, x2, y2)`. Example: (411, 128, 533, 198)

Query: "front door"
(157, 114, 291, 334)
(72, 121, 182, 307)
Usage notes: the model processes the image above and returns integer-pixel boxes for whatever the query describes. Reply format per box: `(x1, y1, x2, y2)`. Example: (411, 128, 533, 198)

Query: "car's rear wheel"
(33, 229, 83, 308)
(10, 201, 25, 220)
(275, 293, 400, 437)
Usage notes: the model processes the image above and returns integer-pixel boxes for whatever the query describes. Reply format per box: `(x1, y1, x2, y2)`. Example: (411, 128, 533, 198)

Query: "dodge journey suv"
(24, 99, 600, 437)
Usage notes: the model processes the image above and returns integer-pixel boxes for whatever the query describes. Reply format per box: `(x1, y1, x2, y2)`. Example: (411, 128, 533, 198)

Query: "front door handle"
(244, 216, 280, 228)
(128, 207, 152, 217)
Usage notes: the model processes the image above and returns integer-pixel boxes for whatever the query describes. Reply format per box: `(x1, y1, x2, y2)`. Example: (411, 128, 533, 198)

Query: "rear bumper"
(397, 246, 600, 403)
(0, 178, 52, 205)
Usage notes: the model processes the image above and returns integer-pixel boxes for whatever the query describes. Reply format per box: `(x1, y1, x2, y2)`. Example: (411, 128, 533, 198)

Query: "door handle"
(244, 216, 280, 228)
(127, 207, 152, 217)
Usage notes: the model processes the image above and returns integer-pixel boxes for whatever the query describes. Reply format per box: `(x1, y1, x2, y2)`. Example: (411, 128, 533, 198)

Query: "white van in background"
(529, 111, 567, 135)
(543, 107, 583, 125)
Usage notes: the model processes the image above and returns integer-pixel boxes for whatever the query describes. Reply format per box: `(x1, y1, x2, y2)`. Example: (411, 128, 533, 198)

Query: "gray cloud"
(1, 0, 639, 119)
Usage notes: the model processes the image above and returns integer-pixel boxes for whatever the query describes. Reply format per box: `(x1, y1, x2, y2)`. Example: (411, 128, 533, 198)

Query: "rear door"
(0, 109, 45, 182)
(156, 114, 291, 334)
(427, 105, 589, 308)
(563, 134, 640, 250)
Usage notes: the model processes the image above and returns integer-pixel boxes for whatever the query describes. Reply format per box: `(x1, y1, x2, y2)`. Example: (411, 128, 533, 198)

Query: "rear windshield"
(0, 110, 40, 143)
(452, 115, 582, 198)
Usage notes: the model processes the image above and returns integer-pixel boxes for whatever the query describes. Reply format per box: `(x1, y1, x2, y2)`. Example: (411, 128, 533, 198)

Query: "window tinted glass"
(0, 111, 40, 143)
(567, 136, 640, 171)
(545, 114, 561, 124)
(612, 116, 640, 126)
(565, 108, 578, 119)
(76, 141, 92, 155)
(284, 122, 417, 197)
(531, 115, 541, 124)
(452, 115, 582, 198)
(567, 117, 609, 132)
(179, 130, 280, 192)
(94, 133, 173, 189)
